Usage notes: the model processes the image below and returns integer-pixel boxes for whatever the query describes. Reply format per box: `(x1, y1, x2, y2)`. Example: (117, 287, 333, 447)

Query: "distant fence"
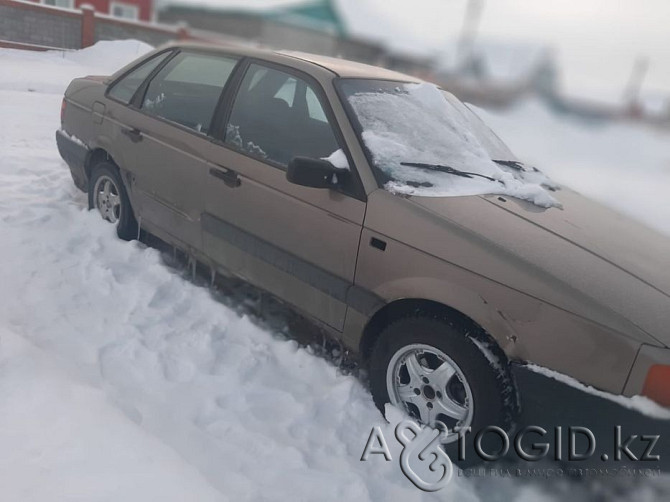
(0, 0, 219, 51)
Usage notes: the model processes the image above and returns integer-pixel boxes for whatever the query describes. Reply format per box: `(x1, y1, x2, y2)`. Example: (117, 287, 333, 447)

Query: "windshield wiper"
(400, 162, 500, 183)
(493, 159, 544, 173)
(494, 159, 558, 191)
(493, 159, 525, 171)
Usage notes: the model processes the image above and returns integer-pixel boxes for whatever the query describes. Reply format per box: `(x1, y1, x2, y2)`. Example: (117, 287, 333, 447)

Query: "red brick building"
(32, 0, 153, 22)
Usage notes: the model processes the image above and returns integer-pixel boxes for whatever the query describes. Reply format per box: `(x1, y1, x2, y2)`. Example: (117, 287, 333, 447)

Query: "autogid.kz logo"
(361, 420, 453, 492)
(361, 420, 661, 491)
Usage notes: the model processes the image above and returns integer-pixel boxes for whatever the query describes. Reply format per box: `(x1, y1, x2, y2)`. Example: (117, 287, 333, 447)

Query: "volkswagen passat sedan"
(56, 42, 670, 448)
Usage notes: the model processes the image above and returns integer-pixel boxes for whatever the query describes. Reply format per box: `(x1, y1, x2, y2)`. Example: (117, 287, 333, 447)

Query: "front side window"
(224, 64, 341, 167)
(141, 52, 238, 134)
(108, 51, 172, 104)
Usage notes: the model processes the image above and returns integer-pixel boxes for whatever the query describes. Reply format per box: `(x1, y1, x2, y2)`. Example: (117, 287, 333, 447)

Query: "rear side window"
(224, 63, 340, 167)
(141, 52, 238, 135)
(108, 52, 171, 104)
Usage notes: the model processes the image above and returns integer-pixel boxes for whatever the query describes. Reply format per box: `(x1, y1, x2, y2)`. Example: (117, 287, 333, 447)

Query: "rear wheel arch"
(85, 148, 115, 182)
(85, 149, 135, 206)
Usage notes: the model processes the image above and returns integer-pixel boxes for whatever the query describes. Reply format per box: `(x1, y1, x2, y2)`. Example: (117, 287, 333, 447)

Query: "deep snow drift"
(0, 41, 669, 501)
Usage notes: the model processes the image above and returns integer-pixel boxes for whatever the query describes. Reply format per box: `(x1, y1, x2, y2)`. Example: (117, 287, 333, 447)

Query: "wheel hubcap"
(94, 176, 122, 224)
(386, 343, 474, 443)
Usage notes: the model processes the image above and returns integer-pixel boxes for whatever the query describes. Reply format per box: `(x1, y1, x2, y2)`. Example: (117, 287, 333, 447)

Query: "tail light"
(60, 98, 66, 124)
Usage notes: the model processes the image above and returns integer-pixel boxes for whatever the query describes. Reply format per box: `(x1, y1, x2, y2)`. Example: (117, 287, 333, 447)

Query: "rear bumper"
(56, 129, 88, 192)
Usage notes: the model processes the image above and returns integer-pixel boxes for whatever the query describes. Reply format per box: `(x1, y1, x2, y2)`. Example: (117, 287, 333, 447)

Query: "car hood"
(476, 189, 670, 298)
(370, 188, 670, 345)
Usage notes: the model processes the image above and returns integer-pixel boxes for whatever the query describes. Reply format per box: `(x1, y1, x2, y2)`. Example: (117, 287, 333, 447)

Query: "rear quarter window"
(107, 52, 172, 104)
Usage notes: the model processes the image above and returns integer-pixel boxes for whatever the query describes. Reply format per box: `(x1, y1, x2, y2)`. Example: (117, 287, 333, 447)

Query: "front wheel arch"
(367, 313, 521, 462)
(361, 298, 521, 420)
(360, 298, 506, 363)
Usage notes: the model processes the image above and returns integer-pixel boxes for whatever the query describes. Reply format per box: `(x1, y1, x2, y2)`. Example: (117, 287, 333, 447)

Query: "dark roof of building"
(164, 0, 347, 36)
(272, 0, 346, 36)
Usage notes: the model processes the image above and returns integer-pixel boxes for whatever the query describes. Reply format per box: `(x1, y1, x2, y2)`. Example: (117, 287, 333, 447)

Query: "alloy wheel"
(93, 175, 122, 224)
(386, 343, 474, 442)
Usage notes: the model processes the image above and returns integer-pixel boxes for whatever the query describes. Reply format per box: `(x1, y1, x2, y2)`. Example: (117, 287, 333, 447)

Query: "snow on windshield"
(342, 81, 559, 208)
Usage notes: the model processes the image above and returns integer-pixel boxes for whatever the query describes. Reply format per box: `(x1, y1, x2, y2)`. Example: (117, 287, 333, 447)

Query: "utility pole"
(623, 56, 649, 107)
(457, 0, 485, 70)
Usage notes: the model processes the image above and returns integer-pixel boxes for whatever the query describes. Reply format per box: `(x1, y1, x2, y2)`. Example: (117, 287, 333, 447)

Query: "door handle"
(209, 167, 241, 188)
(121, 127, 143, 143)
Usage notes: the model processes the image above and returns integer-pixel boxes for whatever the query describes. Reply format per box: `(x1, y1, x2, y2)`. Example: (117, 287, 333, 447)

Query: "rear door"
(203, 62, 366, 331)
(106, 50, 239, 250)
(103, 50, 172, 200)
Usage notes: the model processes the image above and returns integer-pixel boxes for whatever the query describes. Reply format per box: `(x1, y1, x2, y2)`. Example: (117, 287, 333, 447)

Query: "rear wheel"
(368, 315, 519, 461)
(88, 162, 137, 240)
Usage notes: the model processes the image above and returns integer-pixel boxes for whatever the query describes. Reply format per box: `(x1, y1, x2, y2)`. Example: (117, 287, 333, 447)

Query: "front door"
(202, 62, 366, 331)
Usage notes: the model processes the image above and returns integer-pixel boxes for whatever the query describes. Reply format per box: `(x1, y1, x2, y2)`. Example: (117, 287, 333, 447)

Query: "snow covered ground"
(1, 41, 669, 501)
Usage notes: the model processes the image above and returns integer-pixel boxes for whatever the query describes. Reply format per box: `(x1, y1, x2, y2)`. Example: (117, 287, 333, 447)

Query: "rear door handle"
(121, 127, 143, 143)
(209, 166, 241, 188)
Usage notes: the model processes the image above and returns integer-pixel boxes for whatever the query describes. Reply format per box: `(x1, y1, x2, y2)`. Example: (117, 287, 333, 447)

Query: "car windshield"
(338, 79, 559, 208)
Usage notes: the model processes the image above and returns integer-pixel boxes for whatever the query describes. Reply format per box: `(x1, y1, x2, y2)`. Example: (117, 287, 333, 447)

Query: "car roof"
(165, 41, 421, 82)
(277, 51, 420, 81)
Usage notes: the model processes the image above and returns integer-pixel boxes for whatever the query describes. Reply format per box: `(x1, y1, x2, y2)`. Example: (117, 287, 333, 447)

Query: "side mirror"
(286, 157, 343, 189)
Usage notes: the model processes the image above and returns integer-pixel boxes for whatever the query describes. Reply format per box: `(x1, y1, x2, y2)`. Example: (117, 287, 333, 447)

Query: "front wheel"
(88, 162, 137, 241)
(368, 316, 519, 458)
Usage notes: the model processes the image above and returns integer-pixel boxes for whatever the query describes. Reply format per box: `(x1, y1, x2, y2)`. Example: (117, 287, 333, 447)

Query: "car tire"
(88, 162, 138, 241)
(368, 315, 519, 463)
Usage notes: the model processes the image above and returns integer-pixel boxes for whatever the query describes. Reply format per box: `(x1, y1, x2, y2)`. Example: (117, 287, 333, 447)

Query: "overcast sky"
(169, 0, 670, 101)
